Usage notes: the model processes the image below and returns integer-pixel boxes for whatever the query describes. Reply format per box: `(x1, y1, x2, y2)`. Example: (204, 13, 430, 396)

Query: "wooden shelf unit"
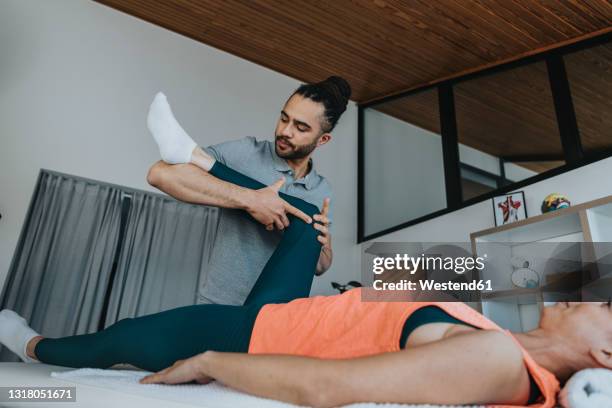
(470, 195, 612, 332)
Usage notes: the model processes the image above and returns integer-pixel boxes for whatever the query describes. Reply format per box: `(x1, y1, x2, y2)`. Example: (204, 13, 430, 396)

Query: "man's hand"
(315, 198, 332, 275)
(140, 353, 213, 385)
(246, 178, 312, 231)
(313, 198, 331, 246)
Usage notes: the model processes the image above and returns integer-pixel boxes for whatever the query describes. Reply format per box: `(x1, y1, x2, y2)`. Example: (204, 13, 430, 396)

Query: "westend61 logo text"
(372, 254, 487, 275)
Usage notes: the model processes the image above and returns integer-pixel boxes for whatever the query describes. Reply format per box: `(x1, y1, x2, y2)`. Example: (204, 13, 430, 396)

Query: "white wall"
(0, 0, 360, 296)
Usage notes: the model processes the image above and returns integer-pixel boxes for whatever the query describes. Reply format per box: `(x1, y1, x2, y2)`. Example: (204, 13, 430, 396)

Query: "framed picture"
(492, 191, 527, 226)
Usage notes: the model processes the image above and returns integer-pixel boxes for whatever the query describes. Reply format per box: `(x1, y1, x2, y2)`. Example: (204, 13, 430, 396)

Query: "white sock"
(147, 92, 197, 164)
(0, 310, 40, 363)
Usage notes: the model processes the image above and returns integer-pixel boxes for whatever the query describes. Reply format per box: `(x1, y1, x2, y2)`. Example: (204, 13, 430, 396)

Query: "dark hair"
(293, 76, 352, 132)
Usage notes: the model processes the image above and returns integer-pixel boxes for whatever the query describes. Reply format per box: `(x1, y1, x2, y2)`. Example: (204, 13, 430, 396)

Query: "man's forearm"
(148, 159, 313, 228)
(148, 161, 252, 210)
(315, 246, 332, 275)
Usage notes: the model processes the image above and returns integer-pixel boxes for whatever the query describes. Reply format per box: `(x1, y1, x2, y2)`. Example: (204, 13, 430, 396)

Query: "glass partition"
(455, 62, 565, 197)
(565, 42, 612, 156)
(363, 89, 446, 237)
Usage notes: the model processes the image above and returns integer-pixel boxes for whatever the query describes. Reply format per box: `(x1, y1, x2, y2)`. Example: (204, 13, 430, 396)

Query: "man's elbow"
(147, 161, 167, 188)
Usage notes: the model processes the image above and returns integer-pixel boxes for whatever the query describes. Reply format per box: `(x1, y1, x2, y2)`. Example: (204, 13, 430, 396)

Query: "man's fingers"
(280, 213, 290, 228)
(270, 177, 285, 192)
(273, 217, 285, 231)
(321, 198, 330, 215)
(313, 223, 328, 235)
(313, 214, 329, 225)
(313, 198, 330, 229)
(284, 204, 312, 224)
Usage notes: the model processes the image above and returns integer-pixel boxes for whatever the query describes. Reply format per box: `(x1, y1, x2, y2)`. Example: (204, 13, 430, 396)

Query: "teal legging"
(35, 161, 322, 371)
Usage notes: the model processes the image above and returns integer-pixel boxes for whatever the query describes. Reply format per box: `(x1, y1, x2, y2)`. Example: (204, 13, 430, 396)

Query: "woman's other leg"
(34, 303, 260, 372)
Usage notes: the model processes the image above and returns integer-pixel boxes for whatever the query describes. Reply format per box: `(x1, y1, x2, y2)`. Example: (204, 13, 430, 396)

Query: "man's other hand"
(246, 178, 312, 230)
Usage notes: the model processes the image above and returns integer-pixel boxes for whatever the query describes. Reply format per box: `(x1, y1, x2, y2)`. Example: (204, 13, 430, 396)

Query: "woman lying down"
(2, 94, 611, 408)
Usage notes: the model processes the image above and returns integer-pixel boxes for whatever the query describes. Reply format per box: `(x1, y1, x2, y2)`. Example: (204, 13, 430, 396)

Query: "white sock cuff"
(0, 310, 41, 363)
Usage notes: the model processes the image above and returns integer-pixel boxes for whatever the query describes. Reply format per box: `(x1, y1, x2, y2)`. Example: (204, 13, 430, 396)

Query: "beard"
(275, 135, 318, 160)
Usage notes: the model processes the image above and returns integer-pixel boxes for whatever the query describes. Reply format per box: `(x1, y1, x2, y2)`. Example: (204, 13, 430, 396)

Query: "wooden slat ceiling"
(96, 0, 612, 103)
(96, 0, 612, 174)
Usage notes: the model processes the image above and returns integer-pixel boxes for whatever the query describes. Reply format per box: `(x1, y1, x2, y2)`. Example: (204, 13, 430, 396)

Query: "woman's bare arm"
(141, 330, 531, 407)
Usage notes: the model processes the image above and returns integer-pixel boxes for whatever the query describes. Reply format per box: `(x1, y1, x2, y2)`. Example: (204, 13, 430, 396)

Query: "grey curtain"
(0, 171, 124, 361)
(103, 192, 218, 326)
(1, 170, 219, 361)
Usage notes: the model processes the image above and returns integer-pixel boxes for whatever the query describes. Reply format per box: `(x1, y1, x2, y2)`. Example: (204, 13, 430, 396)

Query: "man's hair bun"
(293, 76, 352, 132)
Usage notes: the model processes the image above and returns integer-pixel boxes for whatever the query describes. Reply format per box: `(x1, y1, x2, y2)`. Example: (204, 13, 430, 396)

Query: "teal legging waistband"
(35, 161, 322, 371)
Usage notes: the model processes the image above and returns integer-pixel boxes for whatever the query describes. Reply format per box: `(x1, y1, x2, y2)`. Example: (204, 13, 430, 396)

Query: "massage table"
(2, 362, 569, 408)
(0, 363, 200, 408)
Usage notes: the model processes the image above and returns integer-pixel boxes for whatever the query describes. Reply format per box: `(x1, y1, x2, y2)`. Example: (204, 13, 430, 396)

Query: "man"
(147, 76, 352, 305)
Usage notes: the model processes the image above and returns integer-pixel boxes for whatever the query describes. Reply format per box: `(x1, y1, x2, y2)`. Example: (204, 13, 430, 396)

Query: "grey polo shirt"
(197, 136, 333, 305)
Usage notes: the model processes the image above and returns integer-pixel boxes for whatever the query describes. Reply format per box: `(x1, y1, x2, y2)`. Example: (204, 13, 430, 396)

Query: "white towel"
(559, 368, 612, 408)
(51, 368, 484, 408)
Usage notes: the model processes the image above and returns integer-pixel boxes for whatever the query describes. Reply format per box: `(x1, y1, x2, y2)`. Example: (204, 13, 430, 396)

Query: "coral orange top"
(248, 288, 559, 408)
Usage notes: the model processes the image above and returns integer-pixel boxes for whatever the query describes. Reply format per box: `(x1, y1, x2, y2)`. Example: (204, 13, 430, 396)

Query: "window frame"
(358, 33, 612, 243)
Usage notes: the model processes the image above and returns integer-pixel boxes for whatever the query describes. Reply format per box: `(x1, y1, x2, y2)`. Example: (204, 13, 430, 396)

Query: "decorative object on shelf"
(492, 191, 527, 226)
(331, 281, 362, 294)
(510, 256, 540, 289)
(541, 193, 571, 214)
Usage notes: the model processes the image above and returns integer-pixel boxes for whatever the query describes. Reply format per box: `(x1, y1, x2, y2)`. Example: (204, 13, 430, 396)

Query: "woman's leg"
(206, 161, 322, 306)
(33, 163, 318, 369)
(30, 163, 318, 370)
(34, 303, 261, 372)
